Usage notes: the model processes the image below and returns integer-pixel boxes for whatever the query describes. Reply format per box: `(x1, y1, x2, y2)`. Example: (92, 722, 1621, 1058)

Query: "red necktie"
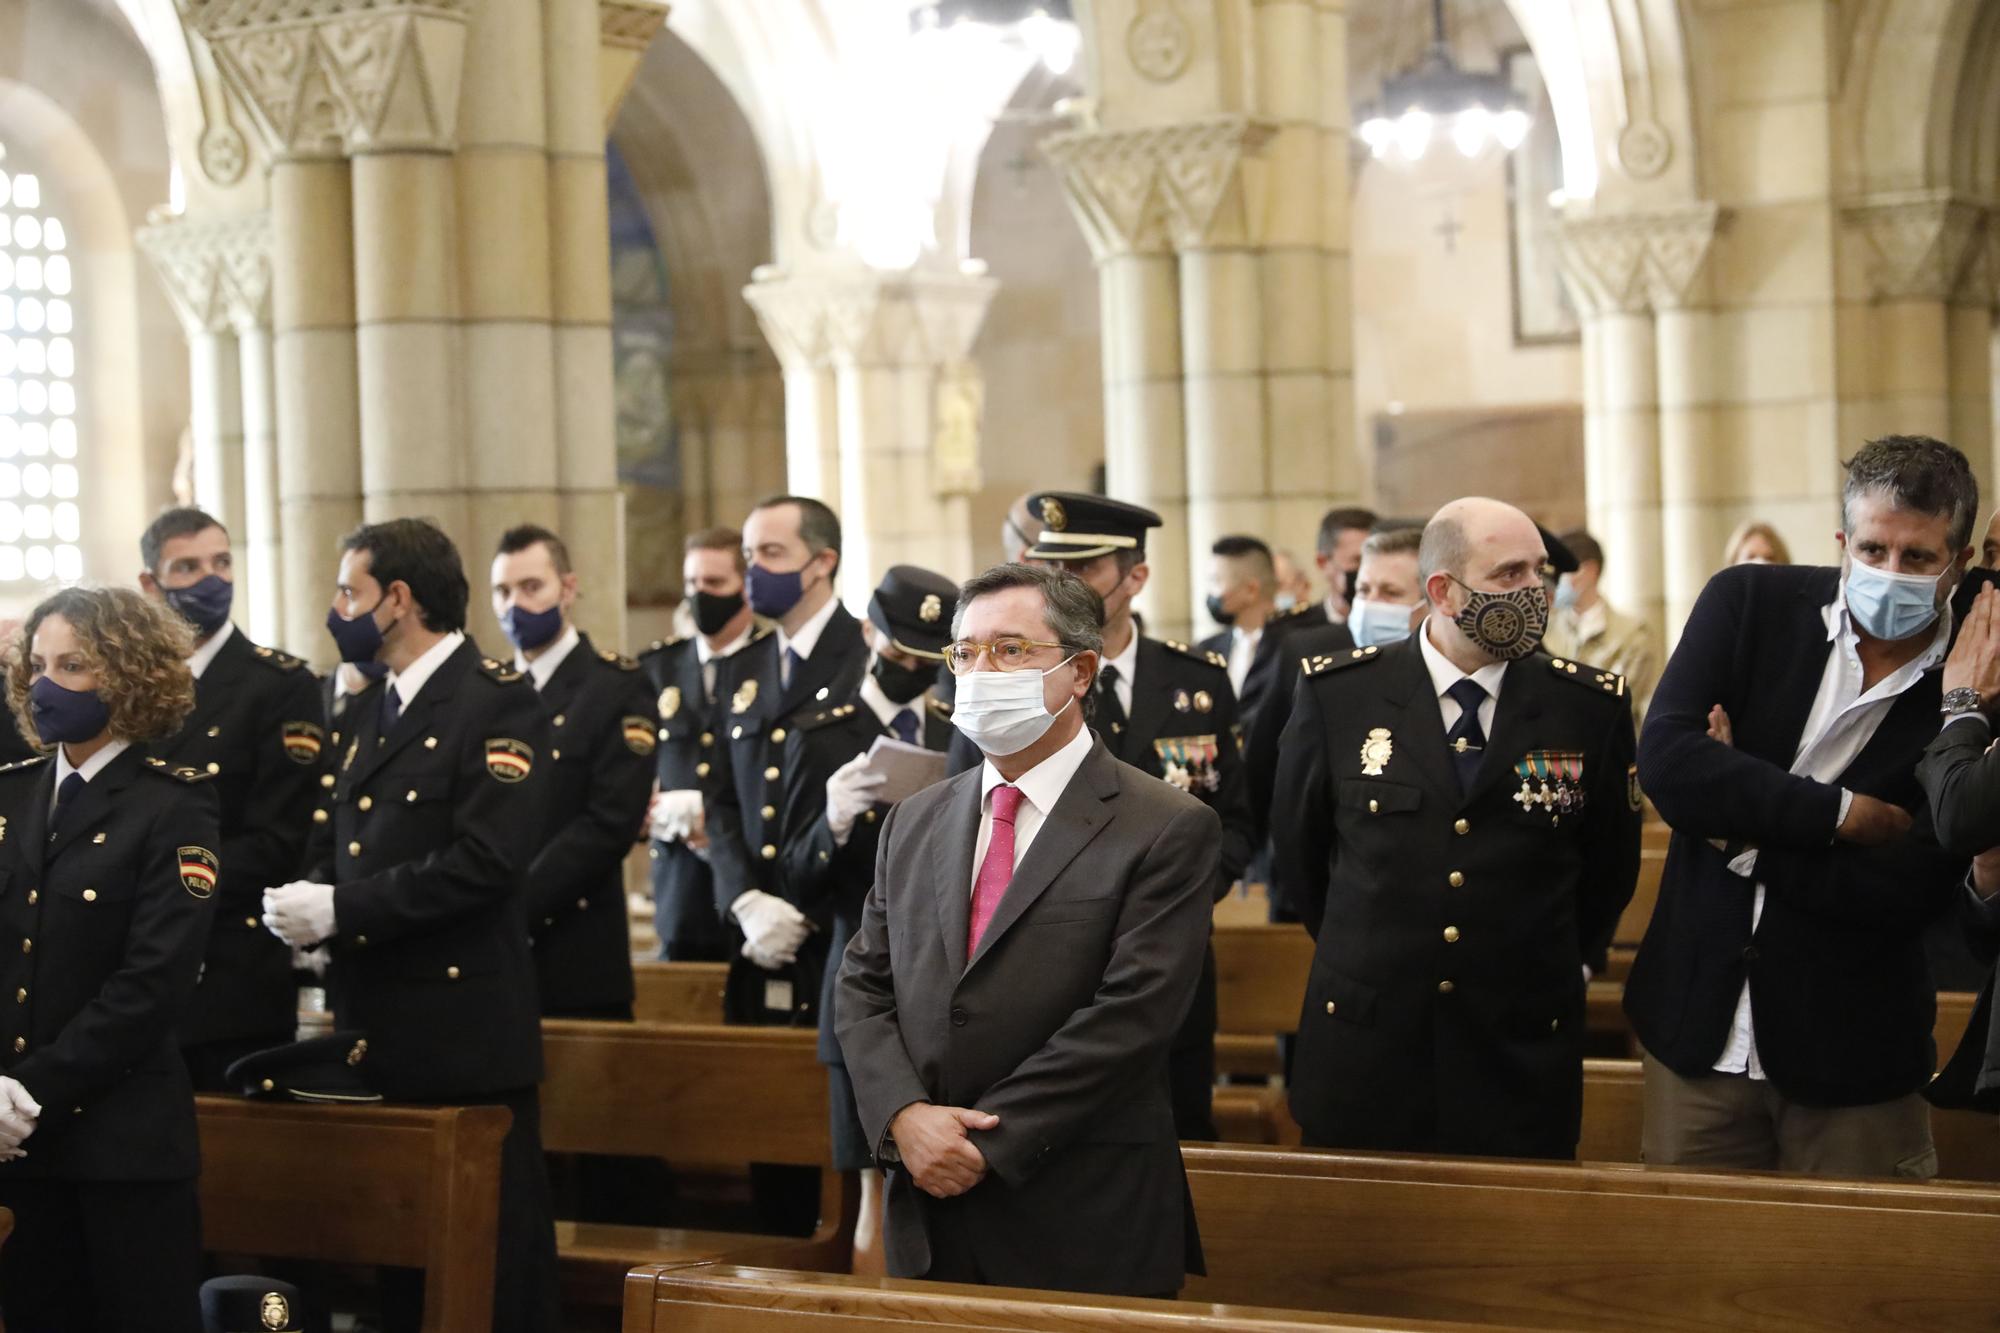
(968, 784, 1024, 956)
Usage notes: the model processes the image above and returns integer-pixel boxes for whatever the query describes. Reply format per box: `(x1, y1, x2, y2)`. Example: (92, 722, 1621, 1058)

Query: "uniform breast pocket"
(1336, 779, 1423, 819)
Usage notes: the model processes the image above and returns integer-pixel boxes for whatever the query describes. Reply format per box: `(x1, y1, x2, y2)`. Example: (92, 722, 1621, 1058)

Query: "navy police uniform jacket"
(306, 640, 550, 1100)
(1274, 634, 1640, 1158)
(151, 629, 324, 1047)
(0, 750, 220, 1180)
(524, 635, 655, 1015)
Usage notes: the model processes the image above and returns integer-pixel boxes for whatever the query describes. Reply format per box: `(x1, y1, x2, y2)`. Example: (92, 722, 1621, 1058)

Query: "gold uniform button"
(424, 737, 439, 749)
(1551, 1018, 1561, 1032)
(207, 726, 221, 738)
(24, 892, 34, 906)
(761, 805, 776, 820)
(771, 727, 787, 743)
(358, 796, 373, 811)
(261, 1078, 275, 1092)
(553, 714, 566, 728)
(761, 844, 777, 860)
(19, 939, 29, 955)
(576, 898, 588, 910)
(206, 762, 220, 774)
(320, 774, 336, 789)
(701, 732, 714, 747)
(355, 936, 368, 946)
(82, 889, 96, 903)
(1368, 799, 1379, 814)
(12, 1038, 23, 1053)
(764, 766, 780, 781)
(657, 728, 670, 741)
(348, 841, 362, 857)
(13, 988, 23, 1003)
(863, 810, 877, 824)
(406, 790, 418, 803)
(551, 750, 561, 761)
(1325, 1001, 1337, 1015)
(1438, 979, 1455, 994)
(696, 762, 711, 778)
(446, 966, 461, 980)
(244, 917, 258, 928)
(312, 809, 329, 825)
(1454, 819, 1470, 835)
(1448, 871, 1465, 888)
(732, 726, 744, 740)
(1443, 926, 1460, 943)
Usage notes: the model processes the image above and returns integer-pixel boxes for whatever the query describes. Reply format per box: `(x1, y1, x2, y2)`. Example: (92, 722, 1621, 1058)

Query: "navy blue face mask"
(325, 600, 387, 665)
(352, 659, 390, 681)
(163, 574, 233, 637)
(30, 675, 110, 746)
(746, 563, 806, 619)
(501, 601, 565, 651)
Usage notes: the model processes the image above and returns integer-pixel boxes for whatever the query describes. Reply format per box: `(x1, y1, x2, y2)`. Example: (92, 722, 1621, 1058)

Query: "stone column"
(235, 318, 283, 642)
(743, 274, 845, 511)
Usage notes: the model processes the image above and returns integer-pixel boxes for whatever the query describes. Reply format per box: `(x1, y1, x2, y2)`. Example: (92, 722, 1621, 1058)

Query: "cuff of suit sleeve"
(1966, 873, 2000, 927)
(1833, 787, 1854, 844)
(1945, 711, 1993, 733)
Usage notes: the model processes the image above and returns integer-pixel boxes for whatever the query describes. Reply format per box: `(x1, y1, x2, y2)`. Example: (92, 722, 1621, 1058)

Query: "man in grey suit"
(836, 562, 1219, 1298)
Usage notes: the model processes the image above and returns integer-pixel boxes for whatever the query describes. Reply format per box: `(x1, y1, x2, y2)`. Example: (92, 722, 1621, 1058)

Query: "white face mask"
(1347, 596, 1420, 648)
(951, 656, 1078, 757)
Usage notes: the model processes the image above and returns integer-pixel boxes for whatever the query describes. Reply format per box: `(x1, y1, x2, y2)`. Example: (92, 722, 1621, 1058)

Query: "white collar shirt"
(971, 722, 1094, 897)
(1714, 588, 1951, 1078)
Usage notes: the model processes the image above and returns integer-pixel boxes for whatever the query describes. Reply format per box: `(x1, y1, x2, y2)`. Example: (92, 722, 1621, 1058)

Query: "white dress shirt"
(778, 594, 841, 672)
(1226, 626, 1262, 697)
(1418, 620, 1508, 737)
(385, 630, 466, 715)
(1713, 588, 1951, 1078)
(1100, 623, 1139, 718)
(187, 619, 235, 681)
(697, 621, 755, 702)
(53, 738, 131, 814)
(516, 623, 579, 691)
(971, 722, 1094, 897)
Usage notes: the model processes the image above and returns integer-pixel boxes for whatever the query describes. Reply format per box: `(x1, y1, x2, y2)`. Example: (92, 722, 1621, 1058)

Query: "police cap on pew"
(223, 1030, 383, 1104)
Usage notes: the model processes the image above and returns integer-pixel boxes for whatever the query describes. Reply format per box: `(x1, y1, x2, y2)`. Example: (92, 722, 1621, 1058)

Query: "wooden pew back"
(196, 1095, 508, 1333)
(623, 1263, 1535, 1333)
(630, 961, 729, 1025)
(1182, 1143, 2000, 1331)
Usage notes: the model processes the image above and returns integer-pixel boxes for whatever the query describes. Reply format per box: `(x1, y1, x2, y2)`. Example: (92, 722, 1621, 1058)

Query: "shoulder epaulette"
(1161, 639, 1230, 672)
(1547, 654, 1626, 697)
(477, 656, 526, 685)
(799, 703, 861, 732)
(1302, 643, 1383, 678)
(143, 756, 213, 783)
(748, 624, 775, 644)
(925, 695, 953, 718)
(1270, 602, 1313, 627)
(598, 648, 640, 672)
(0, 754, 50, 774)
(251, 645, 308, 672)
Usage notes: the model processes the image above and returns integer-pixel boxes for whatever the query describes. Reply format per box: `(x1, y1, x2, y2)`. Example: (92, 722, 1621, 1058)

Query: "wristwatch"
(1941, 686, 1985, 719)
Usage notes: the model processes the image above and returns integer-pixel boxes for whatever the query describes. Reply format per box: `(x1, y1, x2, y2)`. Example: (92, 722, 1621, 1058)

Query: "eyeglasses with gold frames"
(943, 637, 1071, 675)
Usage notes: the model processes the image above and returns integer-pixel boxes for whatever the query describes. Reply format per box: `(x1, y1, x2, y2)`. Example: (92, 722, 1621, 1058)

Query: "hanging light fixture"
(910, 0, 1081, 76)
(1357, 0, 1530, 162)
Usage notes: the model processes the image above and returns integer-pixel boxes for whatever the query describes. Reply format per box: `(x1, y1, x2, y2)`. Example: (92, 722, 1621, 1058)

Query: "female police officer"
(0, 585, 220, 1333)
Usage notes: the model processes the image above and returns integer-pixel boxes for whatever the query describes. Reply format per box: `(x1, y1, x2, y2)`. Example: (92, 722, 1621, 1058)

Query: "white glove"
(0, 1075, 40, 1151)
(649, 789, 706, 844)
(293, 944, 330, 978)
(731, 889, 811, 968)
(263, 881, 339, 948)
(824, 753, 888, 845)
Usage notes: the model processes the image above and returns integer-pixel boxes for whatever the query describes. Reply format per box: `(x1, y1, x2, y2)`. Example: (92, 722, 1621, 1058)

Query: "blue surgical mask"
(1843, 559, 1945, 641)
(1553, 578, 1580, 612)
(501, 602, 565, 651)
(1347, 597, 1420, 648)
(30, 675, 110, 745)
(163, 574, 234, 637)
(746, 563, 805, 619)
(1274, 592, 1299, 614)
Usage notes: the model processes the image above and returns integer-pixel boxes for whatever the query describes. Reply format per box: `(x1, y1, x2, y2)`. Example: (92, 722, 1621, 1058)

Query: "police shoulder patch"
(0, 754, 50, 774)
(477, 657, 525, 685)
(621, 715, 657, 756)
(600, 649, 640, 672)
(485, 737, 534, 783)
(281, 720, 326, 766)
(1547, 654, 1626, 698)
(177, 845, 219, 899)
(926, 695, 953, 718)
(799, 704, 858, 732)
(146, 761, 214, 784)
(1159, 639, 1231, 673)
(251, 645, 307, 672)
(1302, 644, 1383, 678)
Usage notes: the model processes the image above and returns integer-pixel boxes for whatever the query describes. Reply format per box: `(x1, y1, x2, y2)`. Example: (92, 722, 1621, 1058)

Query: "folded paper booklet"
(863, 736, 950, 804)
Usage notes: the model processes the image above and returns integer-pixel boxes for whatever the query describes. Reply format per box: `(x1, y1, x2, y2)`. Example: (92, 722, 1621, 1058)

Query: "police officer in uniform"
(137, 507, 326, 1089)
(491, 524, 656, 1020)
(777, 565, 957, 1272)
(1273, 498, 1640, 1160)
(639, 527, 762, 962)
(0, 586, 221, 1333)
(993, 492, 1255, 1142)
(708, 497, 868, 1028)
(264, 518, 558, 1333)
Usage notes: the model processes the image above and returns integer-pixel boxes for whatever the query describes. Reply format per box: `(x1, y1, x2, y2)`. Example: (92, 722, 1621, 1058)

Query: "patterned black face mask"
(1449, 576, 1549, 661)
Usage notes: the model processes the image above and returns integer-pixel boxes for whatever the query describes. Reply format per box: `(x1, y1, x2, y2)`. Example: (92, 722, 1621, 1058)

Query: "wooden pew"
(1211, 923, 1312, 1143)
(1586, 982, 1981, 1070)
(1182, 1142, 2000, 1330)
(539, 1020, 857, 1307)
(196, 1095, 508, 1333)
(624, 1262, 1534, 1333)
(631, 960, 729, 1025)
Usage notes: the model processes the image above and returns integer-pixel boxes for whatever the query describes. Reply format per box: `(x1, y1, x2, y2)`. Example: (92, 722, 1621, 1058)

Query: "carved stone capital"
(744, 267, 998, 371)
(1042, 116, 1277, 259)
(1842, 191, 1987, 303)
(599, 0, 668, 131)
(136, 211, 275, 334)
(1555, 203, 1724, 316)
(181, 0, 470, 158)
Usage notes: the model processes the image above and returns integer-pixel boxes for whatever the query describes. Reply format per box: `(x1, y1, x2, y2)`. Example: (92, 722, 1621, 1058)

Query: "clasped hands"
(732, 889, 810, 970)
(263, 881, 338, 948)
(890, 1101, 999, 1198)
(0, 1075, 40, 1161)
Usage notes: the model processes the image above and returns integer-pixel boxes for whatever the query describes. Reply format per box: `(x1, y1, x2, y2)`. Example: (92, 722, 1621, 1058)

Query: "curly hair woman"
(0, 585, 220, 1333)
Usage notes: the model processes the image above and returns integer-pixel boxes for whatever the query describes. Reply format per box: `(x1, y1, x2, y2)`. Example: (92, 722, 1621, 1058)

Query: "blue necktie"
(891, 709, 919, 745)
(782, 648, 803, 690)
(1444, 678, 1488, 795)
(51, 771, 84, 835)
(381, 684, 403, 733)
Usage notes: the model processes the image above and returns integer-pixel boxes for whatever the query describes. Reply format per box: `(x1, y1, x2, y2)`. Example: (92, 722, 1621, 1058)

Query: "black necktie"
(783, 648, 803, 691)
(1096, 664, 1129, 748)
(51, 771, 84, 835)
(381, 684, 403, 733)
(1445, 678, 1488, 794)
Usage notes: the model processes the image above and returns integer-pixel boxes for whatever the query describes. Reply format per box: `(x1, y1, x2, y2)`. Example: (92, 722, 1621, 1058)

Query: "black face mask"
(1205, 594, 1236, 627)
(872, 654, 935, 705)
(690, 589, 746, 637)
(1342, 568, 1359, 604)
(1950, 567, 2000, 625)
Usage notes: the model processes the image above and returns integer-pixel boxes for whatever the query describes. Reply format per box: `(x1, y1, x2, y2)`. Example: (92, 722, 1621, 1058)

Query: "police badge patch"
(178, 846, 219, 899)
(732, 678, 759, 715)
(658, 685, 681, 720)
(1360, 728, 1394, 776)
(623, 715, 658, 756)
(281, 720, 325, 766)
(1627, 763, 1642, 812)
(484, 738, 535, 784)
